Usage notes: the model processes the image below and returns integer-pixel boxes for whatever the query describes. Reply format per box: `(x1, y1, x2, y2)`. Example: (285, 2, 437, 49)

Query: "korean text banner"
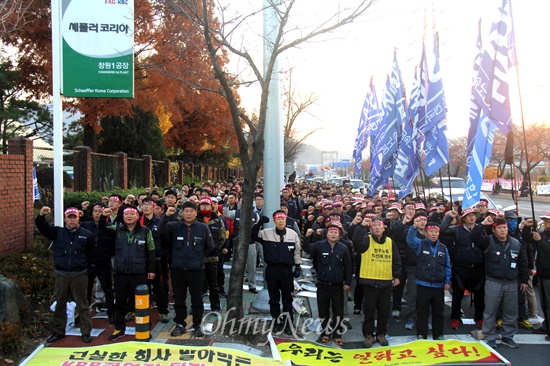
(274, 338, 506, 365)
(24, 341, 279, 366)
(61, 0, 134, 98)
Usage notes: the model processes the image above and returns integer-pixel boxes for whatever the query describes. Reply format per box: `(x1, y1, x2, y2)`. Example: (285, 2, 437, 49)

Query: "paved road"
(488, 193, 550, 219)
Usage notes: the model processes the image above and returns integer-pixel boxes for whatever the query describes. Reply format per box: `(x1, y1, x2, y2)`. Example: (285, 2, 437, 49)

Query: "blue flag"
(33, 166, 41, 201)
(368, 78, 388, 196)
(463, 18, 499, 208)
(369, 50, 407, 196)
(466, 19, 484, 160)
(353, 78, 377, 178)
(414, 45, 428, 149)
(424, 120, 450, 177)
(471, 0, 517, 134)
(463, 110, 496, 208)
(422, 39, 448, 176)
(396, 67, 421, 200)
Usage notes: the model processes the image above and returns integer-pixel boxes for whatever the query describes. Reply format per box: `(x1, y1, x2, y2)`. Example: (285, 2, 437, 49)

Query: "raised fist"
(446, 210, 458, 218)
(40, 206, 52, 216)
(166, 207, 177, 216)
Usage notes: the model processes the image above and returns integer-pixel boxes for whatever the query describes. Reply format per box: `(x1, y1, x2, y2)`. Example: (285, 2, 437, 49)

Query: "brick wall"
(0, 139, 34, 255)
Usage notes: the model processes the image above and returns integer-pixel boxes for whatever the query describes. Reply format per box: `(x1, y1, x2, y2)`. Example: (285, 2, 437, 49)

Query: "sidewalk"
(39, 260, 548, 353)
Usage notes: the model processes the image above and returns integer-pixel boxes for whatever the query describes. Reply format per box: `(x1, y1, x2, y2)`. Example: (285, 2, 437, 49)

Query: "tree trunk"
(83, 123, 97, 151)
(225, 158, 261, 327)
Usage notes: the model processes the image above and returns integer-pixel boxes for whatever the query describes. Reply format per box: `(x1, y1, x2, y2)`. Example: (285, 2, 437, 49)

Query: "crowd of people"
(36, 179, 550, 349)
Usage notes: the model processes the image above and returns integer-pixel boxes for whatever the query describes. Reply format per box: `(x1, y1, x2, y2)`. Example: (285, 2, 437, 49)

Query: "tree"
(1, 0, 37, 35)
(513, 122, 548, 180)
(489, 129, 508, 177)
(0, 0, 238, 157)
(282, 68, 320, 162)
(98, 107, 166, 160)
(64, 119, 84, 150)
(447, 136, 468, 178)
(160, 0, 377, 324)
(0, 61, 52, 153)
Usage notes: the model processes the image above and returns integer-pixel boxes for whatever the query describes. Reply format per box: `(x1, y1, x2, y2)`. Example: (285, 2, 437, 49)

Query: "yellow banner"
(25, 341, 279, 366)
(274, 338, 506, 365)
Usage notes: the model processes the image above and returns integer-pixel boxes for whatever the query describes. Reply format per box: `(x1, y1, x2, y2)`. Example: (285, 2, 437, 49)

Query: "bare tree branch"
(0, 0, 37, 35)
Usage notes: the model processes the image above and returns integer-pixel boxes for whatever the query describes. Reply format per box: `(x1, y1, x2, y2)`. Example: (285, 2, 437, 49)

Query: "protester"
(159, 202, 215, 338)
(470, 216, 529, 349)
(252, 210, 302, 334)
(406, 221, 451, 340)
(100, 205, 156, 341)
(35, 207, 95, 344)
(353, 217, 401, 347)
(304, 223, 352, 346)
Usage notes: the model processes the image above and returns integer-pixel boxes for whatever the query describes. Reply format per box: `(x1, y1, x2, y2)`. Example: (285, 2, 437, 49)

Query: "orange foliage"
(1, 0, 240, 156)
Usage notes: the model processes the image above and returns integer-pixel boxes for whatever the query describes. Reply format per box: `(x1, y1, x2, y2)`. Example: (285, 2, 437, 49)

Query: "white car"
(426, 177, 466, 201)
(349, 179, 365, 192)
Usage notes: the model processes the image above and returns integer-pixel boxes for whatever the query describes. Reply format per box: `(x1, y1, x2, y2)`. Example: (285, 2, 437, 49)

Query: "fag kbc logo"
(105, 0, 129, 4)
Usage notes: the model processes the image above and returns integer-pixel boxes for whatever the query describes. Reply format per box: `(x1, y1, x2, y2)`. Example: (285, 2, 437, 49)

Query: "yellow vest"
(359, 235, 393, 280)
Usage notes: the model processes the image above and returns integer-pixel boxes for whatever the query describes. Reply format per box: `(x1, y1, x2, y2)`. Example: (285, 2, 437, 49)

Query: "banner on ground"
(537, 184, 550, 195)
(61, 0, 134, 98)
(24, 341, 278, 366)
(273, 337, 507, 365)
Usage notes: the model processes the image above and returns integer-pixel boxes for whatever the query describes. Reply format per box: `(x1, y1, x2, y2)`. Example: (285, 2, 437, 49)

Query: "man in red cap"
(353, 217, 401, 348)
(35, 206, 95, 344)
(197, 196, 227, 308)
(441, 208, 484, 329)
(522, 214, 550, 341)
(252, 210, 302, 334)
(406, 221, 451, 340)
(159, 201, 216, 338)
(471, 216, 529, 349)
(304, 223, 352, 346)
(100, 205, 156, 341)
(475, 198, 490, 224)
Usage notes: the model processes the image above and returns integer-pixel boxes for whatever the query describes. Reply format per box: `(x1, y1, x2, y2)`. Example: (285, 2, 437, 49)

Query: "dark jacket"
(35, 215, 94, 275)
(392, 220, 418, 270)
(523, 227, 550, 279)
(406, 226, 451, 288)
(470, 225, 529, 284)
(81, 220, 115, 266)
(140, 214, 162, 259)
(112, 224, 156, 274)
(159, 215, 216, 271)
(197, 211, 227, 263)
(302, 237, 352, 286)
(440, 216, 483, 267)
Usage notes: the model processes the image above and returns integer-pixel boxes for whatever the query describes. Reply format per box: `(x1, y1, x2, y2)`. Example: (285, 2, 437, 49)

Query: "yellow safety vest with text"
(359, 235, 393, 280)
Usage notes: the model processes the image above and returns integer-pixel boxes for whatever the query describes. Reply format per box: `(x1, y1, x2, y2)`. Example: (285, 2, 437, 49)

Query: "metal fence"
(152, 160, 168, 188)
(91, 152, 119, 191)
(127, 157, 145, 188)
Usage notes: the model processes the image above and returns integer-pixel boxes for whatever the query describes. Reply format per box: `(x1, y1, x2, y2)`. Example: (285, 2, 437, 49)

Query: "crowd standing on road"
(35, 179, 550, 349)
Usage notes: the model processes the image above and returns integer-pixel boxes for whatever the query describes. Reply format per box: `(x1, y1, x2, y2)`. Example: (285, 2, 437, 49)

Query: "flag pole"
(508, 0, 536, 220)
(514, 61, 536, 221)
